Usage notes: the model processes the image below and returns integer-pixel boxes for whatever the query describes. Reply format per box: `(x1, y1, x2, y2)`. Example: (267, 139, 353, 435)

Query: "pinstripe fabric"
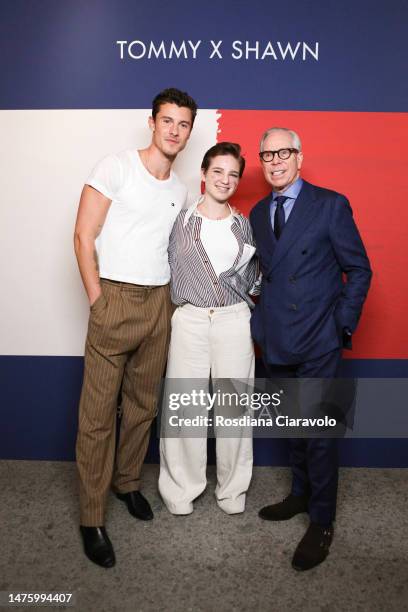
(76, 279, 171, 526)
(168, 208, 259, 309)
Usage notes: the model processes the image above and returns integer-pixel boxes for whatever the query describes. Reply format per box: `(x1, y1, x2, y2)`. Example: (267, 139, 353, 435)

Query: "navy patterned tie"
(274, 196, 288, 239)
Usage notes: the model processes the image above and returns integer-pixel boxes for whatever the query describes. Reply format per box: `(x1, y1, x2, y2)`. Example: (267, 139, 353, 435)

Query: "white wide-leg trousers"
(159, 302, 254, 515)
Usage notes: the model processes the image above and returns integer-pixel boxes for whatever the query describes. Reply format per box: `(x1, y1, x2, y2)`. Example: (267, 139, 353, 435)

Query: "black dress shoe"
(258, 494, 309, 521)
(292, 522, 334, 571)
(79, 526, 115, 568)
(116, 491, 153, 520)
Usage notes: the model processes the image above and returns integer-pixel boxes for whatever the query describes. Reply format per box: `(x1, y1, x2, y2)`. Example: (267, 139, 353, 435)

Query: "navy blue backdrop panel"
(1, 0, 407, 110)
(1, 356, 408, 466)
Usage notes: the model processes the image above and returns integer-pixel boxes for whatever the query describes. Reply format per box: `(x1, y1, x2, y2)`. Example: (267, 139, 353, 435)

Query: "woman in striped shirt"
(159, 142, 259, 515)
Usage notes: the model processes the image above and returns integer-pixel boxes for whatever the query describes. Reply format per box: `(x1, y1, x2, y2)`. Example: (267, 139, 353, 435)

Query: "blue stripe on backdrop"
(1, 356, 407, 465)
(1, 0, 407, 110)
(0, 357, 82, 462)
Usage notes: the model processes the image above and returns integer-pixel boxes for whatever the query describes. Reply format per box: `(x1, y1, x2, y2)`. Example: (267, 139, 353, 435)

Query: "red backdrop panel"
(218, 110, 408, 359)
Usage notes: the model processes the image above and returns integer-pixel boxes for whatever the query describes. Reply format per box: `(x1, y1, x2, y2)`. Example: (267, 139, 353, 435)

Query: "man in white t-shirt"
(74, 88, 197, 568)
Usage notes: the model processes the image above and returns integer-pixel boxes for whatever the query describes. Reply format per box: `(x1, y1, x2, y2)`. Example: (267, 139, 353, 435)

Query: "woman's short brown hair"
(201, 142, 245, 178)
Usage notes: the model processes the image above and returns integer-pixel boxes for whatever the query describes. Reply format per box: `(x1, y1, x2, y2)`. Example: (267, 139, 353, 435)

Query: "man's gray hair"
(260, 127, 302, 152)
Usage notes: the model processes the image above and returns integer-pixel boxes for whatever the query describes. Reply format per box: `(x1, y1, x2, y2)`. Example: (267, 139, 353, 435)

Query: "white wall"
(0, 109, 219, 356)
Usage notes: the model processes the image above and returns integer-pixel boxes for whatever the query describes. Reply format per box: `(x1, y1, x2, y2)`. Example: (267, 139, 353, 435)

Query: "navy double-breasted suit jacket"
(249, 180, 372, 365)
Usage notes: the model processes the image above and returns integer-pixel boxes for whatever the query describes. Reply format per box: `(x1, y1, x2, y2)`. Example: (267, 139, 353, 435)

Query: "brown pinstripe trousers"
(76, 279, 171, 526)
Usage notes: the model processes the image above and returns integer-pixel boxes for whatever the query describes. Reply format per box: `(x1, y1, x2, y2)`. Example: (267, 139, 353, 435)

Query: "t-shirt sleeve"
(181, 187, 189, 209)
(86, 154, 123, 200)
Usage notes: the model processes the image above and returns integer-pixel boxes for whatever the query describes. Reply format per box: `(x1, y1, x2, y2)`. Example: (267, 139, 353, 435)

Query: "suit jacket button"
(291, 303, 297, 310)
(289, 275, 296, 282)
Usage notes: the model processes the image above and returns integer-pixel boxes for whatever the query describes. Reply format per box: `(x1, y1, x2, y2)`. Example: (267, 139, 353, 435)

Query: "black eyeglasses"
(259, 148, 299, 162)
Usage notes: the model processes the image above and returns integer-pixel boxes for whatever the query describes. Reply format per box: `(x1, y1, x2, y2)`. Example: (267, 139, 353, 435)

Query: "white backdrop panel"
(0, 109, 219, 356)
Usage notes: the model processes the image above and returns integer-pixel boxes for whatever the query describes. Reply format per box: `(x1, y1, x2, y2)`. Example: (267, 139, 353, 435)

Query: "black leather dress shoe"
(258, 494, 309, 521)
(116, 491, 153, 520)
(79, 526, 115, 568)
(292, 522, 334, 571)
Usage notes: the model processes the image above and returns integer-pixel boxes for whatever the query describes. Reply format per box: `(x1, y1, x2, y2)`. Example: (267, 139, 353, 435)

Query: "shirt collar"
(272, 177, 303, 202)
(183, 196, 238, 227)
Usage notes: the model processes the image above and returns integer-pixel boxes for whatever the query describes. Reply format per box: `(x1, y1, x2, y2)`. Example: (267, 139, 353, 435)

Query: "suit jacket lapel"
(256, 193, 277, 260)
(269, 181, 320, 272)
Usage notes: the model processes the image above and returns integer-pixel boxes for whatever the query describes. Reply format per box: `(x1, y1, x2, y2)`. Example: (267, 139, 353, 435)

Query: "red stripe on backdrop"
(217, 110, 408, 359)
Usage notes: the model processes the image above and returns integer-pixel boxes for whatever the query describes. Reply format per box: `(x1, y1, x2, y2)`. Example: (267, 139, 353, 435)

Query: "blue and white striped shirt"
(168, 204, 259, 309)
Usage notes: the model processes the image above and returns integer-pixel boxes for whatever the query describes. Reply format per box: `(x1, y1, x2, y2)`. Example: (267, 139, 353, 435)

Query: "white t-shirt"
(86, 149, 187, 285)
(198, 214, 239, 276)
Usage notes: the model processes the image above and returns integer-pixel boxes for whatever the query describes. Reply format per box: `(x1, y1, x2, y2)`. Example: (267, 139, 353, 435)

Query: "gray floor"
(0, 461, 407, 612)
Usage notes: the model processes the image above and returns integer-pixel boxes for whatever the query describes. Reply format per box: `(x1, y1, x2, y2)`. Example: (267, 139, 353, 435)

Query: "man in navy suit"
(249, 127, 371, 571)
